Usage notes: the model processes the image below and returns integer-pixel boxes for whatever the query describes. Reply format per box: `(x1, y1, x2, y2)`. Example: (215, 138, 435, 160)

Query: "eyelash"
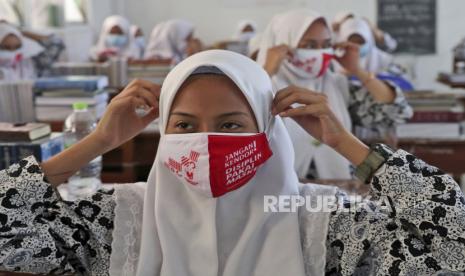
(221, 122, 242, 130)
(175, 121, 193, 130)
(173, 121, 243, 131)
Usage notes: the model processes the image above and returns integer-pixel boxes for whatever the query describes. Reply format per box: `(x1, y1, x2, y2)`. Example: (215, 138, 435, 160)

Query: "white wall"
(117, 0, 465, 90)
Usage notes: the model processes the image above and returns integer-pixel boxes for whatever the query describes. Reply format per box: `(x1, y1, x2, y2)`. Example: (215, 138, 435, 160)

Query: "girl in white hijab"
(257, 10, 412, 179)
(233, 19, 257, 42)
(90, 15, 139, 62)
(130, 25, 146, 59)
(332, 12, 398, 53)
(144, 19, 195, 64)
(1, 50, 464, 276)
(337, 16, 393, 74)
(0, 22, 44, 80)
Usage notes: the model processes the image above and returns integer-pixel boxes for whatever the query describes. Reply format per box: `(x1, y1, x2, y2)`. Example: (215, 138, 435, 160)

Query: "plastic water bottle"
(63, 102, 102, 199)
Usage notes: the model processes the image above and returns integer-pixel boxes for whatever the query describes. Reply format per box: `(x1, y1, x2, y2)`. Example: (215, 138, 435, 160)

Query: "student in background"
(90, 15, 140, 62)
(0, 22, 65, 80)
(131, 25, 146, 59)
(248, 32, 262, 60)
(336, 16, 393, 74)
(233, 19, 257, 43)
(144, 19, 202, 64)
(257, 10, 412, 179)
(332, 11, 398, 53)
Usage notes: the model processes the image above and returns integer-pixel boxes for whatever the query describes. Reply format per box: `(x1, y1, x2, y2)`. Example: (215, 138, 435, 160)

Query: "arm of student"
(42, 79, 160, 186)
(0, 156, 116, 274)
(347, 78, 413, 131)
(334, 42, 396, 103)
(326, 148, 465, 274)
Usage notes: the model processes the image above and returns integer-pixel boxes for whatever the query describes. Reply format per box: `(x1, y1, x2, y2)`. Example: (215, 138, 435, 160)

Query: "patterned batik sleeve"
(0, 156, 115, 275)
(348, 81, 413, 132)
(325, 149, 465, 276)
(31, 34, 65, 77)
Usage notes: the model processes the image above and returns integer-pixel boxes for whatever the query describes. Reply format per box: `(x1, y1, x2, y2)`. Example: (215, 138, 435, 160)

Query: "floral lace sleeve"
(348, 81, 413, 133)
(326, 148, 465, 275)
(0, 156, 115, 275)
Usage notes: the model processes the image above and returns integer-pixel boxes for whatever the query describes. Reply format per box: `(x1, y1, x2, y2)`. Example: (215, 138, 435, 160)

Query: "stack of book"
(128, 62, 173, 84)
(0, 123, 64, 169)
(50, 62, 109, 77)
(0, 81, 35, 123)
(34, 75, 109, 121)
(396, 91, 465, 139)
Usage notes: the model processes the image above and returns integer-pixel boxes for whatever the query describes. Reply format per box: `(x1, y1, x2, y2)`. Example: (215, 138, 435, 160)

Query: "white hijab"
(233, 19, 257, 40)
(130, 25, 144, 59)
(144, 19, 194, 64)
(136, 50, 306, 276)
(337, 17, 392, 73)
(257, 10, 352, 179)
(90, 15, 139, 60)
(0, 22, 43, 80)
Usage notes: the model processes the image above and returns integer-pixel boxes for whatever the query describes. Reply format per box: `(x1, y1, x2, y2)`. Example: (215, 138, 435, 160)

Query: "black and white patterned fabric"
(1, 149, 464, 275)
(348, 81, 413, 136)
(326, 148, 465, 275)
(0, 156, 114, 275)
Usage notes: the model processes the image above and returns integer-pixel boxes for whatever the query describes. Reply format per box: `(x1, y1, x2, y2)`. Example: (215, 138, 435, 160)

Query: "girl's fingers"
(278, 103, 328, 118)
(118, 87, 158, 108)
(118, 79, 161, 99)
(273, 90, 327, 115)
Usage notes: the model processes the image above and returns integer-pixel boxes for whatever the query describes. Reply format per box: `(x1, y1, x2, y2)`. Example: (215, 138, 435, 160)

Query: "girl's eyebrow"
(170, 111, 250, 119)
(216, 112, 250, 119)
(170, 112, 197, 118)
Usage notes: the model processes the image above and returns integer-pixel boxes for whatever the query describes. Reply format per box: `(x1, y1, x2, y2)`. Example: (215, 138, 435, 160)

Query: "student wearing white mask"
(144, 19, 202, 64)
(337, 16, 394, 74)
(130, 25, 146, 59)
(0, 50, 464, 276)
(90, 15, 140, 62)
(257, 10, 412, 179)
(0, 22, 64, 80)
(332, 11, 398, 53)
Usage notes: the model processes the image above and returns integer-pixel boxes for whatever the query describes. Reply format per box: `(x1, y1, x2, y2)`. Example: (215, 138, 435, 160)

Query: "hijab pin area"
(135, 105, 151, 117)
(334, 47, 346, 58)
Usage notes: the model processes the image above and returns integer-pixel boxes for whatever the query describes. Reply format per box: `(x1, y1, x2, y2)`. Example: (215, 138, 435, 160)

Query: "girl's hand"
(93, 79, 160, 151)
(264, 44, 291, 76)
(272, 85, 369, 165)
(333, 42, 363, 76)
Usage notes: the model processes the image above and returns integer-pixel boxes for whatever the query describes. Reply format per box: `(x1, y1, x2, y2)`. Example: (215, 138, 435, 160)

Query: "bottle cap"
(73, 102, 88, 110)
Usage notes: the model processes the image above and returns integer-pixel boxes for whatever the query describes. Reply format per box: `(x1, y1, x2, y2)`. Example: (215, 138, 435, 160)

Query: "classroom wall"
(119, 0, 465, 90)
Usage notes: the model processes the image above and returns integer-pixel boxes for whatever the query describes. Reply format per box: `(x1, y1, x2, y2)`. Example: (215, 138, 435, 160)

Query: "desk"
(398, 138, 465, 179)
(307, 179, 369, 195)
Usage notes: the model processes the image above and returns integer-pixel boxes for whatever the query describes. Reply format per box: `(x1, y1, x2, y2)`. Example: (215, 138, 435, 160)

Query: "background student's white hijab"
(130, 25, 145, 59)
(90, 15, 139, 60)
(233, 19, 257, 40)
(144, 19, 194, 64)
(256, 10, 352, 179)
(0, 22, 43, 80)
(136, 50, 306, 276)
(337, 17, 392, 73)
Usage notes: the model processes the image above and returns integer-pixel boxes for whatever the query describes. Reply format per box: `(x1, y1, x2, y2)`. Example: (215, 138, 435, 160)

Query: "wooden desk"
(307, 179, 369, 195)
(398, 138, 465, 179)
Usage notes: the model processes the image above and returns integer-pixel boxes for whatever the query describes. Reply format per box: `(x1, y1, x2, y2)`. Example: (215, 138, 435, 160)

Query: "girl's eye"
(221, 122, 242, 130)
(175, 121, 193, 130)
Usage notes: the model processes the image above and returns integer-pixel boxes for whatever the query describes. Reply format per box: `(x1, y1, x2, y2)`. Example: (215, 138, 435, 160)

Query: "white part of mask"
(286, 48, 334, 79)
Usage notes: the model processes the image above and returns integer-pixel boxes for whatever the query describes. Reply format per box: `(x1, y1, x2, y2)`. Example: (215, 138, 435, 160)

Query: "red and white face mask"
(288, 48, 334, 79)
(158, 132, 273, 198)
(0, 50, 23, 68)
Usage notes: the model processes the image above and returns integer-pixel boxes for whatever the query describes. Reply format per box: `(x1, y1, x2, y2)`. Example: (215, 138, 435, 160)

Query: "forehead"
(170, 74, 255, 114)
(0, 33, 21, 46)
(300, 19, 331, 40)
